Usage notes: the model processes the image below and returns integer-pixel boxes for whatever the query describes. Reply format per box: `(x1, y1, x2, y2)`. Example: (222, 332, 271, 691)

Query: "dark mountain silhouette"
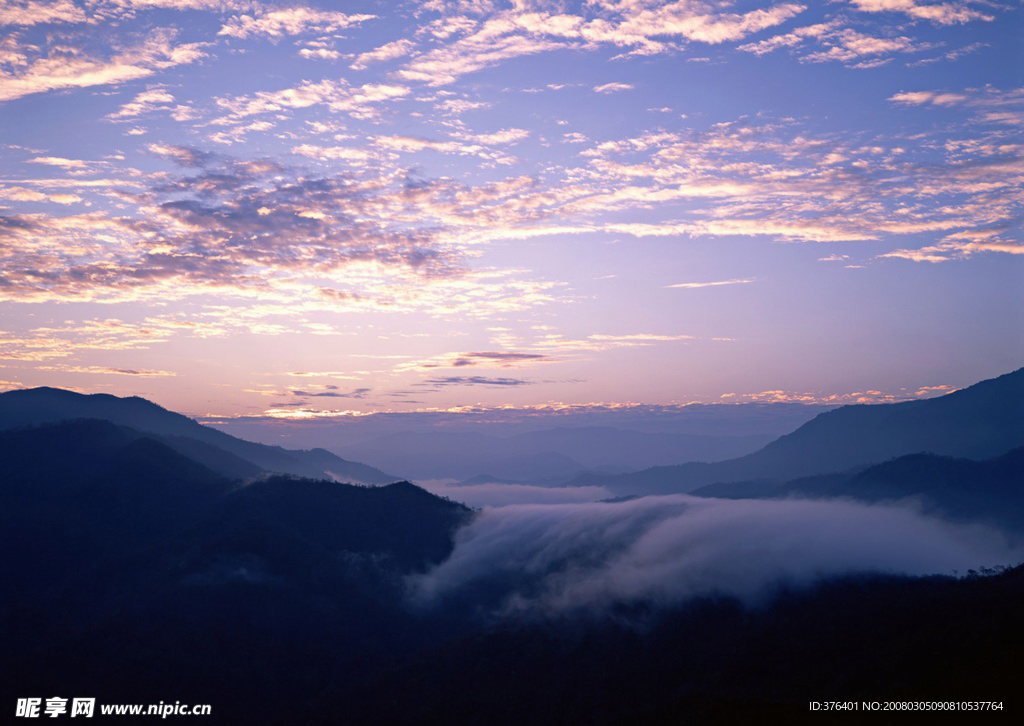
(0, 386, 398, 483)
(692, 447, 1024, 533)
(1, 418, 471, 722)
(339, 566, 1024, 725)
(1, 418, 233, 604)
(572, 367, 1024, 496)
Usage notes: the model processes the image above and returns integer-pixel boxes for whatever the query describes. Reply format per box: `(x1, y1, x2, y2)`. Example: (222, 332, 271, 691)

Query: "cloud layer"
(409, 495, 1021, 616)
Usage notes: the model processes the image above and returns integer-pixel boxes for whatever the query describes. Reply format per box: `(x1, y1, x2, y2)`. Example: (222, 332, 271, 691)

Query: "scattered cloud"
(292, 388, 371, 399)
(214, 79, 410, 122)
(351, 38, 416, 70)
(593, 82, 633, 94)
(107, 87, 176, 119)
(217, 9, 375, 40)
(0, 0, 86, 28)
(399, 351, 553, 372)
(420, 376, 535, 387)
(846, 0, 994, 26)
(37, 365, 177, 377)
(0, 28, 208, 102)
(665, 278, 757, 289)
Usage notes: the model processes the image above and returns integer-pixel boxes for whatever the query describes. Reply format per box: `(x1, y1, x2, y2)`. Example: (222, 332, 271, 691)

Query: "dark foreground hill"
(0, 386, 397, 484)
(338, 566, 1023, 726)
(574, 367, 1024, 496)
(0, 419, 470, 722)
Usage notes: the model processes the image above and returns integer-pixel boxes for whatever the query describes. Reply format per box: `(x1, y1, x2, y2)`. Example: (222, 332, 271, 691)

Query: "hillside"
(1, 419, 471, 722)
(573, 367, 1024, 496)
(692, 447, 1024, 534)
(0, 386, 398, 484)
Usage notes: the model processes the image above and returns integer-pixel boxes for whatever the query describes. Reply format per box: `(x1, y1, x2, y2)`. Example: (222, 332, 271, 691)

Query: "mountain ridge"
(0, 386, 399, 484)
(571, 367, 1024, 496)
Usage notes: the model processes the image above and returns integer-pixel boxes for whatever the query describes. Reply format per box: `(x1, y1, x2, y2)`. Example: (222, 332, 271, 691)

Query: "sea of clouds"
(408, 495, 1022, 617)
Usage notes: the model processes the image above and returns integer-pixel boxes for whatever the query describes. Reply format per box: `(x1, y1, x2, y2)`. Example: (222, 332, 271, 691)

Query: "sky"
(0, 0, 1021, 423)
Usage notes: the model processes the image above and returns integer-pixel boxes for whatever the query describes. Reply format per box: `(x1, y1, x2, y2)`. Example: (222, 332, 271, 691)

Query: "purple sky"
(1, 0, 1021, 421)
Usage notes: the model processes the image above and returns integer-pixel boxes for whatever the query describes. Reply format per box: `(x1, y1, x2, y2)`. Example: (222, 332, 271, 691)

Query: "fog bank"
(409, 495, 1021, 615)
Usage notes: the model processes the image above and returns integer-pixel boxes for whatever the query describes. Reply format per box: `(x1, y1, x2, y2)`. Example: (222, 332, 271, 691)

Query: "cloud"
(214, 79, 410, 121)
(351, 38, 416, 70)
(519, 332, 694, 354)
(25, 156, 89, 168)
(420, 375, 534, 387)
(298, 47, 340, 61)
(718, 387, 918, 404)
(0, 186, 82, 205)
(392, 332, 696, 375)
(565, 112, 1023, 249)
(0, 28, 208, 102)
(665, 278, 756, 289)
(399, 2, 805, 85)
(846, 0, 994, 25)
(291, 144, 375, 162)
(217, 8, 375, 40)
(397, 21, 563, 86)
(146, 142, 216, 167)
(457, 128, 530, 145)
(0, 0, 86, 27)
(612, 1, 807, 46)
(0, 318, 175, 361)
(37, 365, 177, 376)
(889, 90, 969, 106)
(800, 29, 918, 65)
(738, 21, 839, 55)
(400, 351, 552, 371)
(107, 87, 176, 119)
(739, 20, 926, 67)
(593, 82, 633, 94)
(879, 232, 1024, 263)
(409, 495, 1021, 616)
(291, 388, 371, 399)
(0, 145, 570, 319)
(374, 134, 481, 156)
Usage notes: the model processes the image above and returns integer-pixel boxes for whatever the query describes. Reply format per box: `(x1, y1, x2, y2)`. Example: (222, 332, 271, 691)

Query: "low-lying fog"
(409, 494, 1022, 617)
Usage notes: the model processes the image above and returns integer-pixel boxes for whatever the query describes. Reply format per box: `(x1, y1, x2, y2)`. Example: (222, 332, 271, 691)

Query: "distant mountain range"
(572, 367, 1024, 496)
(332, 426, 776, 483)
(0, 386, 399, 484)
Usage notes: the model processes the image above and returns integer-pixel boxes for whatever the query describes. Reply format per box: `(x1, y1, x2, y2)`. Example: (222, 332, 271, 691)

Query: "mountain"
(573, 367, 1024, 496)
(1, 418, 233, 603)
(0, 386, 398, 484)
(692, 447, 1024, 533)
(331, 426, 774, 482)
(1, 418, 471, 722)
